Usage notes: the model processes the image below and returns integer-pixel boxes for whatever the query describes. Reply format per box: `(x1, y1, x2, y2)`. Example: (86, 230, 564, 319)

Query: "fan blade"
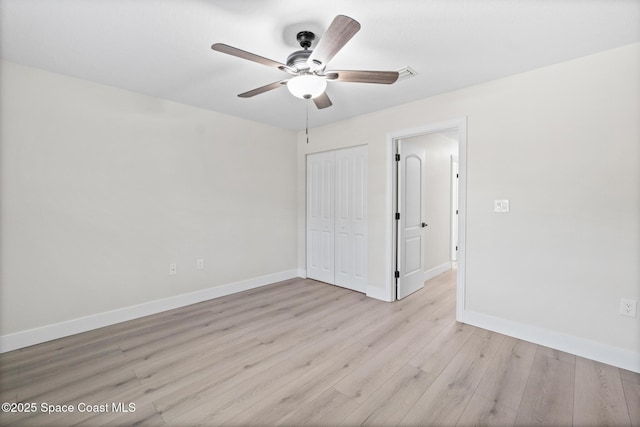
(313, 92, 332, 109)
(212, 43, 290, 71)
(238, 80, 289, 98)
(307, 15, 361, 70)
(326, 70, 399, 84)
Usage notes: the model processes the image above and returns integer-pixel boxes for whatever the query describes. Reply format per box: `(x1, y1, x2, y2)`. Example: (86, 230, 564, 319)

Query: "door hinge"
(395, 212, 400, 220)
(395, 154, 400, 161)
(456, 210, 458, 215)
(456, 173, 459, 178)
(394, 270, 400, 278)
(456, 245, 458, 251)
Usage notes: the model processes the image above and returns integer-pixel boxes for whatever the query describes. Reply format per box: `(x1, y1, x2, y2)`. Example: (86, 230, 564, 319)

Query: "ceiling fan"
(211, 15, 399, 109)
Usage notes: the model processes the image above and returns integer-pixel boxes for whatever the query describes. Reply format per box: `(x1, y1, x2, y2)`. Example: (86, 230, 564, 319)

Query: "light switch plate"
(494, 200, 510, 213)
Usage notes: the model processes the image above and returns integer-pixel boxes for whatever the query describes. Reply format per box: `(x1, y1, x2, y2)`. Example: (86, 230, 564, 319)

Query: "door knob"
(421, 222, 428, 228)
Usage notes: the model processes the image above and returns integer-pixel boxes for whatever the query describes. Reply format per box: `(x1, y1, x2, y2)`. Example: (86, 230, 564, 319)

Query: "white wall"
(0, 61, 298, 338)
(297, 43, 639, 367)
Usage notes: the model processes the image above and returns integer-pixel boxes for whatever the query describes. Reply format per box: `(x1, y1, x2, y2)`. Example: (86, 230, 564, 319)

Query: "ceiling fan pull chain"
(306, 99, 309, 144)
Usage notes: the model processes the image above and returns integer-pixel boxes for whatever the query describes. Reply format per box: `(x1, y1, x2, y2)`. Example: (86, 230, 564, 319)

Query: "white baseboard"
(0, 269, 299, 353)
(424, 262, 452, 282)
(461, 309, 640, 373)
(297, 268, 307, 278)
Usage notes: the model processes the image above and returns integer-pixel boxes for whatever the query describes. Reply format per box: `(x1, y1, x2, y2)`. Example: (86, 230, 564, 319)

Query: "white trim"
(385, 117, 467, 318)
(366, 285, 393, 302)
(424, 262, 452, 282)
(297, 268, 307, 278)
(456, 119, 467, 322)
(461, 310, 640, 373)
(0, 269, 299, 353)
(385, 133, 396, 302)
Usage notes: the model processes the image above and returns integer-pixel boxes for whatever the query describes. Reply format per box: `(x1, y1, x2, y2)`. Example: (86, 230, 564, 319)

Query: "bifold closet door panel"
(306, 150, 335, 284)
(334, 146, 367, 292)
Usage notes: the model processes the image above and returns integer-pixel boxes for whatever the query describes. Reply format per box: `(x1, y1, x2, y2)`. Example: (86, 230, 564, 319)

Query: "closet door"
(335, 146, 367, 292)
(306, 151, 335, 284)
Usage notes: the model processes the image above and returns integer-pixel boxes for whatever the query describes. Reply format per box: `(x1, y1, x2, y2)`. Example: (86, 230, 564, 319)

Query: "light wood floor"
(1, 269, 638, 426)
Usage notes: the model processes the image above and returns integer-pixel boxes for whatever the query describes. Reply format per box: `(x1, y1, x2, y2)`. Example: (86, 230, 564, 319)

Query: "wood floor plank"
(341, 364, 436, 426)
(278, 388, 358, 426)
(622, 379, 640, 427)
(314, 292, 382, 331)
(574, 356, 631, 426)
(5, 326, 114, 364)
(115, 309, 219, 351)
(119, 317, 235, 361)
(514, 349, 575, 426)
(456, 393, 518, 427)
(399, 328, 505, 426)
(225, 343, 374, 426)
(146, 327, 322, 413)
(126, 309, 294, 376)
(408, 319, 475, 377)
(334, 312, 448, 404)
(133, 337, 263, 384)
(536, 345, 576, 364)
(356, 285, 453, 354)
(288, 286, 354, 321)
(472, 336, 537, 411)
(620, 368, 640, 385)
(149, 322, 330, 420)
(109, 278, 315, 340)
(6, 346, 126, 392)
(1, 332, 120, 385)
(15, 351, 131, 401)
(165, 359, 306, 425)
(288, 327, 360, 369)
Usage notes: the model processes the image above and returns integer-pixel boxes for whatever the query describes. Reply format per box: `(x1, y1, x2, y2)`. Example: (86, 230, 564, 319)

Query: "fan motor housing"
(287, 50, 312, 71)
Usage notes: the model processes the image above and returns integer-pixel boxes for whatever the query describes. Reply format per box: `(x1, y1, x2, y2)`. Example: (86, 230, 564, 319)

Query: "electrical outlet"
(620, 298, 637, 317)
(169, 263, 177, 276)
(196, 258, 204, 270)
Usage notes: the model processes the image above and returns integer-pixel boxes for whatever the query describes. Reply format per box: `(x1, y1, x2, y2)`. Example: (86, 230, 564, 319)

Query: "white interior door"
(306, 151, 335, 284)
(397, 141, 426, 299)
(335, 146, 367, 292)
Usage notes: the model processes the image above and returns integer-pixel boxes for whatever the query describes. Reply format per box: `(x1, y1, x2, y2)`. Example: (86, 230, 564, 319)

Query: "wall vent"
(396, 66, 418, 82)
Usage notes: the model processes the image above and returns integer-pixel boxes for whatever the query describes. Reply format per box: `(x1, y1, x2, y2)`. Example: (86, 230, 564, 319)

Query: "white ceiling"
(1, 0, 639, 131)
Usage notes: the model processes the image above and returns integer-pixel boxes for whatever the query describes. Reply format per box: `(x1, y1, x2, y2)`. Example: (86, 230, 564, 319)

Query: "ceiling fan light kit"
(287, 74, 327, 99)
(211, 15, 400, 110)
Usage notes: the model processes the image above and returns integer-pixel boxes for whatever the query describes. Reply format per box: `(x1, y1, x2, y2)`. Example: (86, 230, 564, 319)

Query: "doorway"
(386, 118, 467, 320)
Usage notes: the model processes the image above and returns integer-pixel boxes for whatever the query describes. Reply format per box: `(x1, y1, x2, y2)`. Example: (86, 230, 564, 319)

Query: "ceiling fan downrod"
(296, 31, 315, 49)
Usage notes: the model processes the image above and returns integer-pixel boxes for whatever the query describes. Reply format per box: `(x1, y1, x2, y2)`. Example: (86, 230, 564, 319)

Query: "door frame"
(451, 155, 459, 261)
(385, 117, 467, 321)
